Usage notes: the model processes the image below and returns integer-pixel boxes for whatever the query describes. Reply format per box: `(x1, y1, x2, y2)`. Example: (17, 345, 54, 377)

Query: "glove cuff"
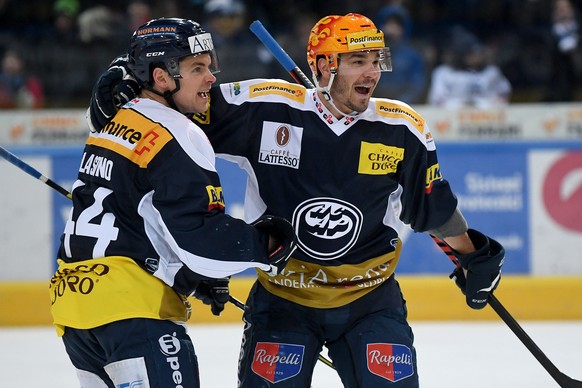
(454, 229, 490, 268)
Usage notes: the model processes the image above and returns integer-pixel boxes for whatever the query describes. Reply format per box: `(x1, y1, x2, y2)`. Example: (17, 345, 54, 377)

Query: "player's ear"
(152, 67, 172, 90)
(317, 57, 330, 78)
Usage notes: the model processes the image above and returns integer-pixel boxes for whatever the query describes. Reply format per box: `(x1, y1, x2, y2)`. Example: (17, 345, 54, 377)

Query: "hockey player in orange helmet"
(307, 13, 392, 110)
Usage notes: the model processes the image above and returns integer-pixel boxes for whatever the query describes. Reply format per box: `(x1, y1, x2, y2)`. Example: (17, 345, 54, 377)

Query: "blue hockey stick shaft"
(249, 20, 314, 88)
(0, 145, 72, 199)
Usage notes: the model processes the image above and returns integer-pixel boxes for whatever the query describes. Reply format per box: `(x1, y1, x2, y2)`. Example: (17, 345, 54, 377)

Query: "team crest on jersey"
(358, 141, 404, 175)
(258, 121, 303, 169)
(367, 343, 414, 383)
(292, 197, 363, 260)
(251, 342, 304, 383)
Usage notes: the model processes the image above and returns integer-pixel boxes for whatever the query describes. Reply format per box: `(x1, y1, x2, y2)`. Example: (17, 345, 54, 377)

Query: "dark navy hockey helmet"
(128, 17, 220, 87)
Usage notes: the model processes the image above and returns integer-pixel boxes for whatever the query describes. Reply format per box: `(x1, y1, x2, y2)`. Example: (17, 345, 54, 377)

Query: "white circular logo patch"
(292, 197, 362, 260)
(158, 332, 181, 356)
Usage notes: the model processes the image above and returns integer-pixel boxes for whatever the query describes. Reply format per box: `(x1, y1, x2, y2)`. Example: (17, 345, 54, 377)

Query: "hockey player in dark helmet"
(127, 17, 220, 113)
(50, 17, 296, 388)
(87, 17, 220, 132)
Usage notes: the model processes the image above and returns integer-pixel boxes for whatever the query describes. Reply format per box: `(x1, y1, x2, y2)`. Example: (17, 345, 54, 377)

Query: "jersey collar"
(310, 90, 364, 135)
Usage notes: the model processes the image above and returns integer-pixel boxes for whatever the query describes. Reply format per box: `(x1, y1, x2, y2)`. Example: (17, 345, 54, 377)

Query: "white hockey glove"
(86, 55, 141, 133)
(450, 229, 505, 309)
(252, 215, 297, 277)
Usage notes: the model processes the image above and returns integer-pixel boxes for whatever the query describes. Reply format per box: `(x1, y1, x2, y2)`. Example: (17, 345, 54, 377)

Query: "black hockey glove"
(450, 229, 505, 310)
(193, 278, 230, 316)
(252, 215, 297, 277)
(87, 54, 140, 133)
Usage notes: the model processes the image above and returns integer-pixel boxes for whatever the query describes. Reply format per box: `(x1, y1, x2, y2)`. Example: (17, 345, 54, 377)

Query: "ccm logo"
(146, 51, 165, 57)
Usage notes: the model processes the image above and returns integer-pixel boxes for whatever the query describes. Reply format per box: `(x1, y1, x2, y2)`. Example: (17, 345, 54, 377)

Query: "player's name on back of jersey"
(79, 152, 113, 181)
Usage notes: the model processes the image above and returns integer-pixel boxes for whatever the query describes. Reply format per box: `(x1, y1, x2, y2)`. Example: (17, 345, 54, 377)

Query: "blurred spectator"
(0, 0, 571, 107)
(373, 4, 427, 104)
(51, 0, 80, 44)
(203, 0, 269, 82)
(543, 0, 581, 102)
(152, 0, 182, 19)
(29, 1, 85, 107)
(0, 49, 44, 109)
(77, 5, 126, 47)
(127, 0, 153, 33)
(427, 26, 511, 108)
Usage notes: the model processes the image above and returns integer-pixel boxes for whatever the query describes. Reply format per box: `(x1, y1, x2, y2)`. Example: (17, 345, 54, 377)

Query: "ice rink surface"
(1, 321, 581, 387)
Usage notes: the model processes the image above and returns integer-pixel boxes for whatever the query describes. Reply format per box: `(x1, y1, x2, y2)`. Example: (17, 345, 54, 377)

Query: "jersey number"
(63, 187, 120, 258)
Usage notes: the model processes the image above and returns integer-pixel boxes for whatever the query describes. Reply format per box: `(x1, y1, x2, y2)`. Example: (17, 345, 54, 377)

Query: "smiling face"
(327, 50, 382, 114)
(145, 52, 216, 114)
(171, 53, 217, 113)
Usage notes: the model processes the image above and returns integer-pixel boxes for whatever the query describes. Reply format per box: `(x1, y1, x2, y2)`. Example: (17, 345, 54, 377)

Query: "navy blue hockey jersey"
(57, 98, 273, 297)
(194, 79, 458, 308)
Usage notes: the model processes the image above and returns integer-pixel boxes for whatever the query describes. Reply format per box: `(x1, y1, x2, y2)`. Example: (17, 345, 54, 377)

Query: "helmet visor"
(188, 33, 220, 74)
(335, 47, 392, 76)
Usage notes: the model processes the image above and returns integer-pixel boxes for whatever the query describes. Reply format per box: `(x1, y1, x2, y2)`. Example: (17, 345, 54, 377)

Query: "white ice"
(1, 321, 580, 387)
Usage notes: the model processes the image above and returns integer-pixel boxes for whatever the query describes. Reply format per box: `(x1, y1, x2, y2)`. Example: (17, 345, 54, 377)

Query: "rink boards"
(1, 140, 581, 325)
(1, 276, 582, 326)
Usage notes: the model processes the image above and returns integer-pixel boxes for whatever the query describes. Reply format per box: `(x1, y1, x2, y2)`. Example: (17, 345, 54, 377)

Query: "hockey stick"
(249, 21, 315, 89)
(249, 20, 341, 371)
(431, 236, 582, 388)
(229, 295, 336, 369)
(1, 144, 336, 369)
(249, 19, 582, 387)
(0, 145, 72, 199)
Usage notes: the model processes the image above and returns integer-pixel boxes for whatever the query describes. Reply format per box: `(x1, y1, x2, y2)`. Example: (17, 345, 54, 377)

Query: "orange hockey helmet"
(307, 13, 391, 82)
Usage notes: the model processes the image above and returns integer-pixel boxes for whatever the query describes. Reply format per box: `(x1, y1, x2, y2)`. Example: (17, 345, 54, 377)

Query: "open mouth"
(198, 91, 209, 98)
(354, 86, 372, 95)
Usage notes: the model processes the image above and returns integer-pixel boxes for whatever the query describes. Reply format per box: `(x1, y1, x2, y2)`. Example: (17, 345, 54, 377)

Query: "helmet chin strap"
(147, 79, 182, 113)
(313, 70, 358, 117)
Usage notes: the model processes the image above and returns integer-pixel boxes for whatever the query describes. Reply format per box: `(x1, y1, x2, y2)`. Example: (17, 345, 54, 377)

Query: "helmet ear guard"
(164, 58, 181, 79)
